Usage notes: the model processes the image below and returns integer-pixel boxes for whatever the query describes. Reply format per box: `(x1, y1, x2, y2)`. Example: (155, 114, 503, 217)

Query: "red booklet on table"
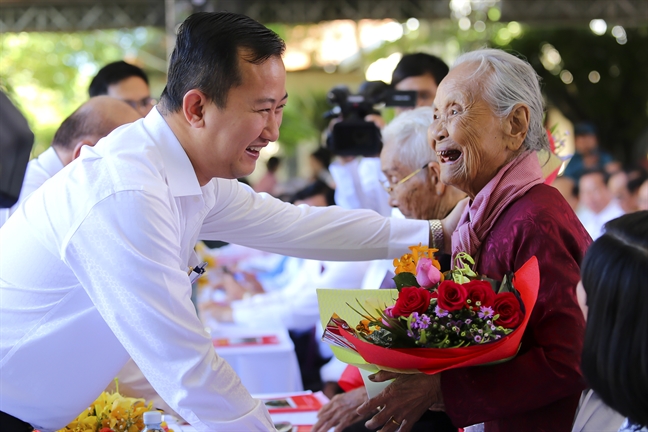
(262, 393, 326, 413)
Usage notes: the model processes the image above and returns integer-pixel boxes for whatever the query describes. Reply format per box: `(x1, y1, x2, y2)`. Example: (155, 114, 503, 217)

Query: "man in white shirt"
(0, 96, 142, 228)
(577, 169, 625, 239)
(0, 12, 455, 432)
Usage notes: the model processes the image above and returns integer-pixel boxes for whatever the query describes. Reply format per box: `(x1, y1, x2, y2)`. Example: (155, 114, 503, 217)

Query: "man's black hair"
(89, 61, 149, 97)
(159, 11, 286, 112)
(391, 53, 449, 87)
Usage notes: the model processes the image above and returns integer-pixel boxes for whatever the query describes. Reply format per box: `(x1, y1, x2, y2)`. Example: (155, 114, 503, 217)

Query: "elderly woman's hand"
(356, 371, 443, 432)
(312, 387, 369, 432)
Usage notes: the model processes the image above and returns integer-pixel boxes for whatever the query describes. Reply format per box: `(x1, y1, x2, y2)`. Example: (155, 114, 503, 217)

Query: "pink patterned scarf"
(451, 151, 544, 266)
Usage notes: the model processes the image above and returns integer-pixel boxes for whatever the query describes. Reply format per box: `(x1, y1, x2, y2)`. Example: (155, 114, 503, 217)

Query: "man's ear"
(428, 161, 446, 196)
(182, 90, 208, 128)
(72, 139, 94, 161)
(504, 103, 529, 152)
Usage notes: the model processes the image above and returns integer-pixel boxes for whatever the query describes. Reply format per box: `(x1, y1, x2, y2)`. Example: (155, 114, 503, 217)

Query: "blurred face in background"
(638, 180, 648, 211)
(579, 172, 611, 214)
(394, 73, 439, 115)
(608, 171, 635, 213)
(107, 76, 155, 116)
(574, 133, 598, 155)
(381, 149, 432, 219)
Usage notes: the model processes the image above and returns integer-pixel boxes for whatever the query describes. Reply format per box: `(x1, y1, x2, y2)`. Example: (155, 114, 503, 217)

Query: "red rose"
(493, 292, 524, 328)
(437, 280, 468, 311)
(464, 280, 496, 310)
(392, 287, 432, 318)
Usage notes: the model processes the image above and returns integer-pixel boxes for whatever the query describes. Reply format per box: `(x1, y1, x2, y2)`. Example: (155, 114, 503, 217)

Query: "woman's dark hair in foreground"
(581, 211, 648, 428)
(160, 11, 285, 112)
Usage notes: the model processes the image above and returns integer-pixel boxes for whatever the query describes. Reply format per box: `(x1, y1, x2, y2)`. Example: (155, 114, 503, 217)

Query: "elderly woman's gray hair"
(454, 49, 550, 153)
(381, 106, 436, 170)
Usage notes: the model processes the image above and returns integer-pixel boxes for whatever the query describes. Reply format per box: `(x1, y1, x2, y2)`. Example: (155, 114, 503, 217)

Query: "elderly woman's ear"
(503, 103, 530, 152)
(427, 161, 446, 196)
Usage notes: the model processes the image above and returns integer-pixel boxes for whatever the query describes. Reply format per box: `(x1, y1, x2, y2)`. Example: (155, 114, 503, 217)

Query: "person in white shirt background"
(0, 11, 466, 432)
(577, 168, 625, 239)
(0, 96, 141, 228)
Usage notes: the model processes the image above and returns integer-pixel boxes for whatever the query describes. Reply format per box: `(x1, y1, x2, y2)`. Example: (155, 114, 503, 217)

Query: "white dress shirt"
(577, 200, 624, 240)
(0, 108, 429, 431)
(0, 146, 64, 228)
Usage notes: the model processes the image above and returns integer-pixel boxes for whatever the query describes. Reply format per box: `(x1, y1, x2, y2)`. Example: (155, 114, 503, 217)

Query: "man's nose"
(263, 111, 281, 142)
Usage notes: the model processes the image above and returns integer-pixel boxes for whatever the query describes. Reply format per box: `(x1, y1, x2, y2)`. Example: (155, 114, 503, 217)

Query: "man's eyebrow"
(254, 93, 289, 104)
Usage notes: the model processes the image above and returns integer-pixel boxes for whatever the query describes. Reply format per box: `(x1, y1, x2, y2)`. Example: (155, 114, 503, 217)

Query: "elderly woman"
(313, 107, 466, 432)
(357, 49, 591, 432)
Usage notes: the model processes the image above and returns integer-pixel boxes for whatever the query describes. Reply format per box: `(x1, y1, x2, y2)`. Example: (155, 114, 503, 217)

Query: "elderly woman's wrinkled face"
(380, 144, 437, 220)
(430, 62, 515, 198)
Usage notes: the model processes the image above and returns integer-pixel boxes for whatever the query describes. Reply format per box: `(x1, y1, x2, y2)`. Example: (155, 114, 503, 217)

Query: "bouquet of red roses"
(320, 245, 539, 374)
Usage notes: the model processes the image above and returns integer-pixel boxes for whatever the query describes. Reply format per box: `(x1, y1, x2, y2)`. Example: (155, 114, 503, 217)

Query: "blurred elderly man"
(357, 49, 590, 432)
(0, 96, 141, 227)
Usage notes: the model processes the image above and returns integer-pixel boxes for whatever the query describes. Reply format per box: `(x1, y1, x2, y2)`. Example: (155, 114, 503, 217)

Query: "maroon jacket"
(441, 184, 591, 432)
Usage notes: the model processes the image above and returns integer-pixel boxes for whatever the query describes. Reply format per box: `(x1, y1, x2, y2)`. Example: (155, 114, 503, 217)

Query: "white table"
(210, 323, 304, 394)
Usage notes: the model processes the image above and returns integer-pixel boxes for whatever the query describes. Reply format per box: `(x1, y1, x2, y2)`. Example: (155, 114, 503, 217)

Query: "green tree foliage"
(0, 28, 166, 156)
(502, 27, 648, 165)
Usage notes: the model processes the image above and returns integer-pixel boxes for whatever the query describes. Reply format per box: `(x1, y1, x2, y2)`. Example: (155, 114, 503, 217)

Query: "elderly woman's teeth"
(437, 150, 462, 163)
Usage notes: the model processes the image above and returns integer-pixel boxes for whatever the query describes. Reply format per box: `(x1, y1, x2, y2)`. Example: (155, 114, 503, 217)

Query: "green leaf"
(392, 272, 419, 291)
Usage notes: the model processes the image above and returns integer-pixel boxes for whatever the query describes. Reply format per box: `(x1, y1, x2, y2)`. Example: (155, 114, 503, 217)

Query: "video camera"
(324, 81, 416, 157)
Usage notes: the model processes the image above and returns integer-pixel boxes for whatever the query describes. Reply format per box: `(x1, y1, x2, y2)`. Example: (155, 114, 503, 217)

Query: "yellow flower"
(393, 254, 416, 274)
(356, 319, 374, 335)
(57, 387, 153, 432)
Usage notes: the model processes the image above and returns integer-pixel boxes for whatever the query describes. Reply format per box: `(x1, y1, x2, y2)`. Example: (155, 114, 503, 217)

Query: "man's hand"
(356, 371, 443, 432)
(312, 387, 369, 432)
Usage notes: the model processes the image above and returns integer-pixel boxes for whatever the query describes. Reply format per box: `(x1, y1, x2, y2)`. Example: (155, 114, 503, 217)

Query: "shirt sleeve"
(440, 204, 588, 426)
(63, 190, 274, 431)
(199, 179, 428, 261)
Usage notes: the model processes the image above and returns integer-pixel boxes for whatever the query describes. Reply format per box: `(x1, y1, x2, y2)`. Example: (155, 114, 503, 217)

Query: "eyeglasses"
(381, 164, 428, 193)
(122, 97, 157, 111)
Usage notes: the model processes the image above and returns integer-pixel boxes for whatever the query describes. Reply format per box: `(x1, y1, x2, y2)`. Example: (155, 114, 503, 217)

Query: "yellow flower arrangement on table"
(56, 381, 174, 432)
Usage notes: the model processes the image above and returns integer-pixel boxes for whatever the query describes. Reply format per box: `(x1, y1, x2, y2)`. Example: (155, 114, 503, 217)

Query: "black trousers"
(0, 411, 33, 432)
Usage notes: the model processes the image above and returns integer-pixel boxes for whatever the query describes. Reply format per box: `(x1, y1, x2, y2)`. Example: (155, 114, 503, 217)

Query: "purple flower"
(384, 306, 395, 318)
(478, 306, 494, 319)
(419, 314, 431, 329)
(407, 330, 414, 338)
(435, 306, 448, 317)
(465, 319, 472, 325)
(474, 335, 482, 343)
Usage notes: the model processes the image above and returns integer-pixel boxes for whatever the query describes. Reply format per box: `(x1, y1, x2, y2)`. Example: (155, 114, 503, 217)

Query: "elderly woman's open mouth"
(437, 149, 462, 163)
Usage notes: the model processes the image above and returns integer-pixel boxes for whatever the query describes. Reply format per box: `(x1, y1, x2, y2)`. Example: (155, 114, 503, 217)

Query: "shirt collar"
(143, 107, 203, 197)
